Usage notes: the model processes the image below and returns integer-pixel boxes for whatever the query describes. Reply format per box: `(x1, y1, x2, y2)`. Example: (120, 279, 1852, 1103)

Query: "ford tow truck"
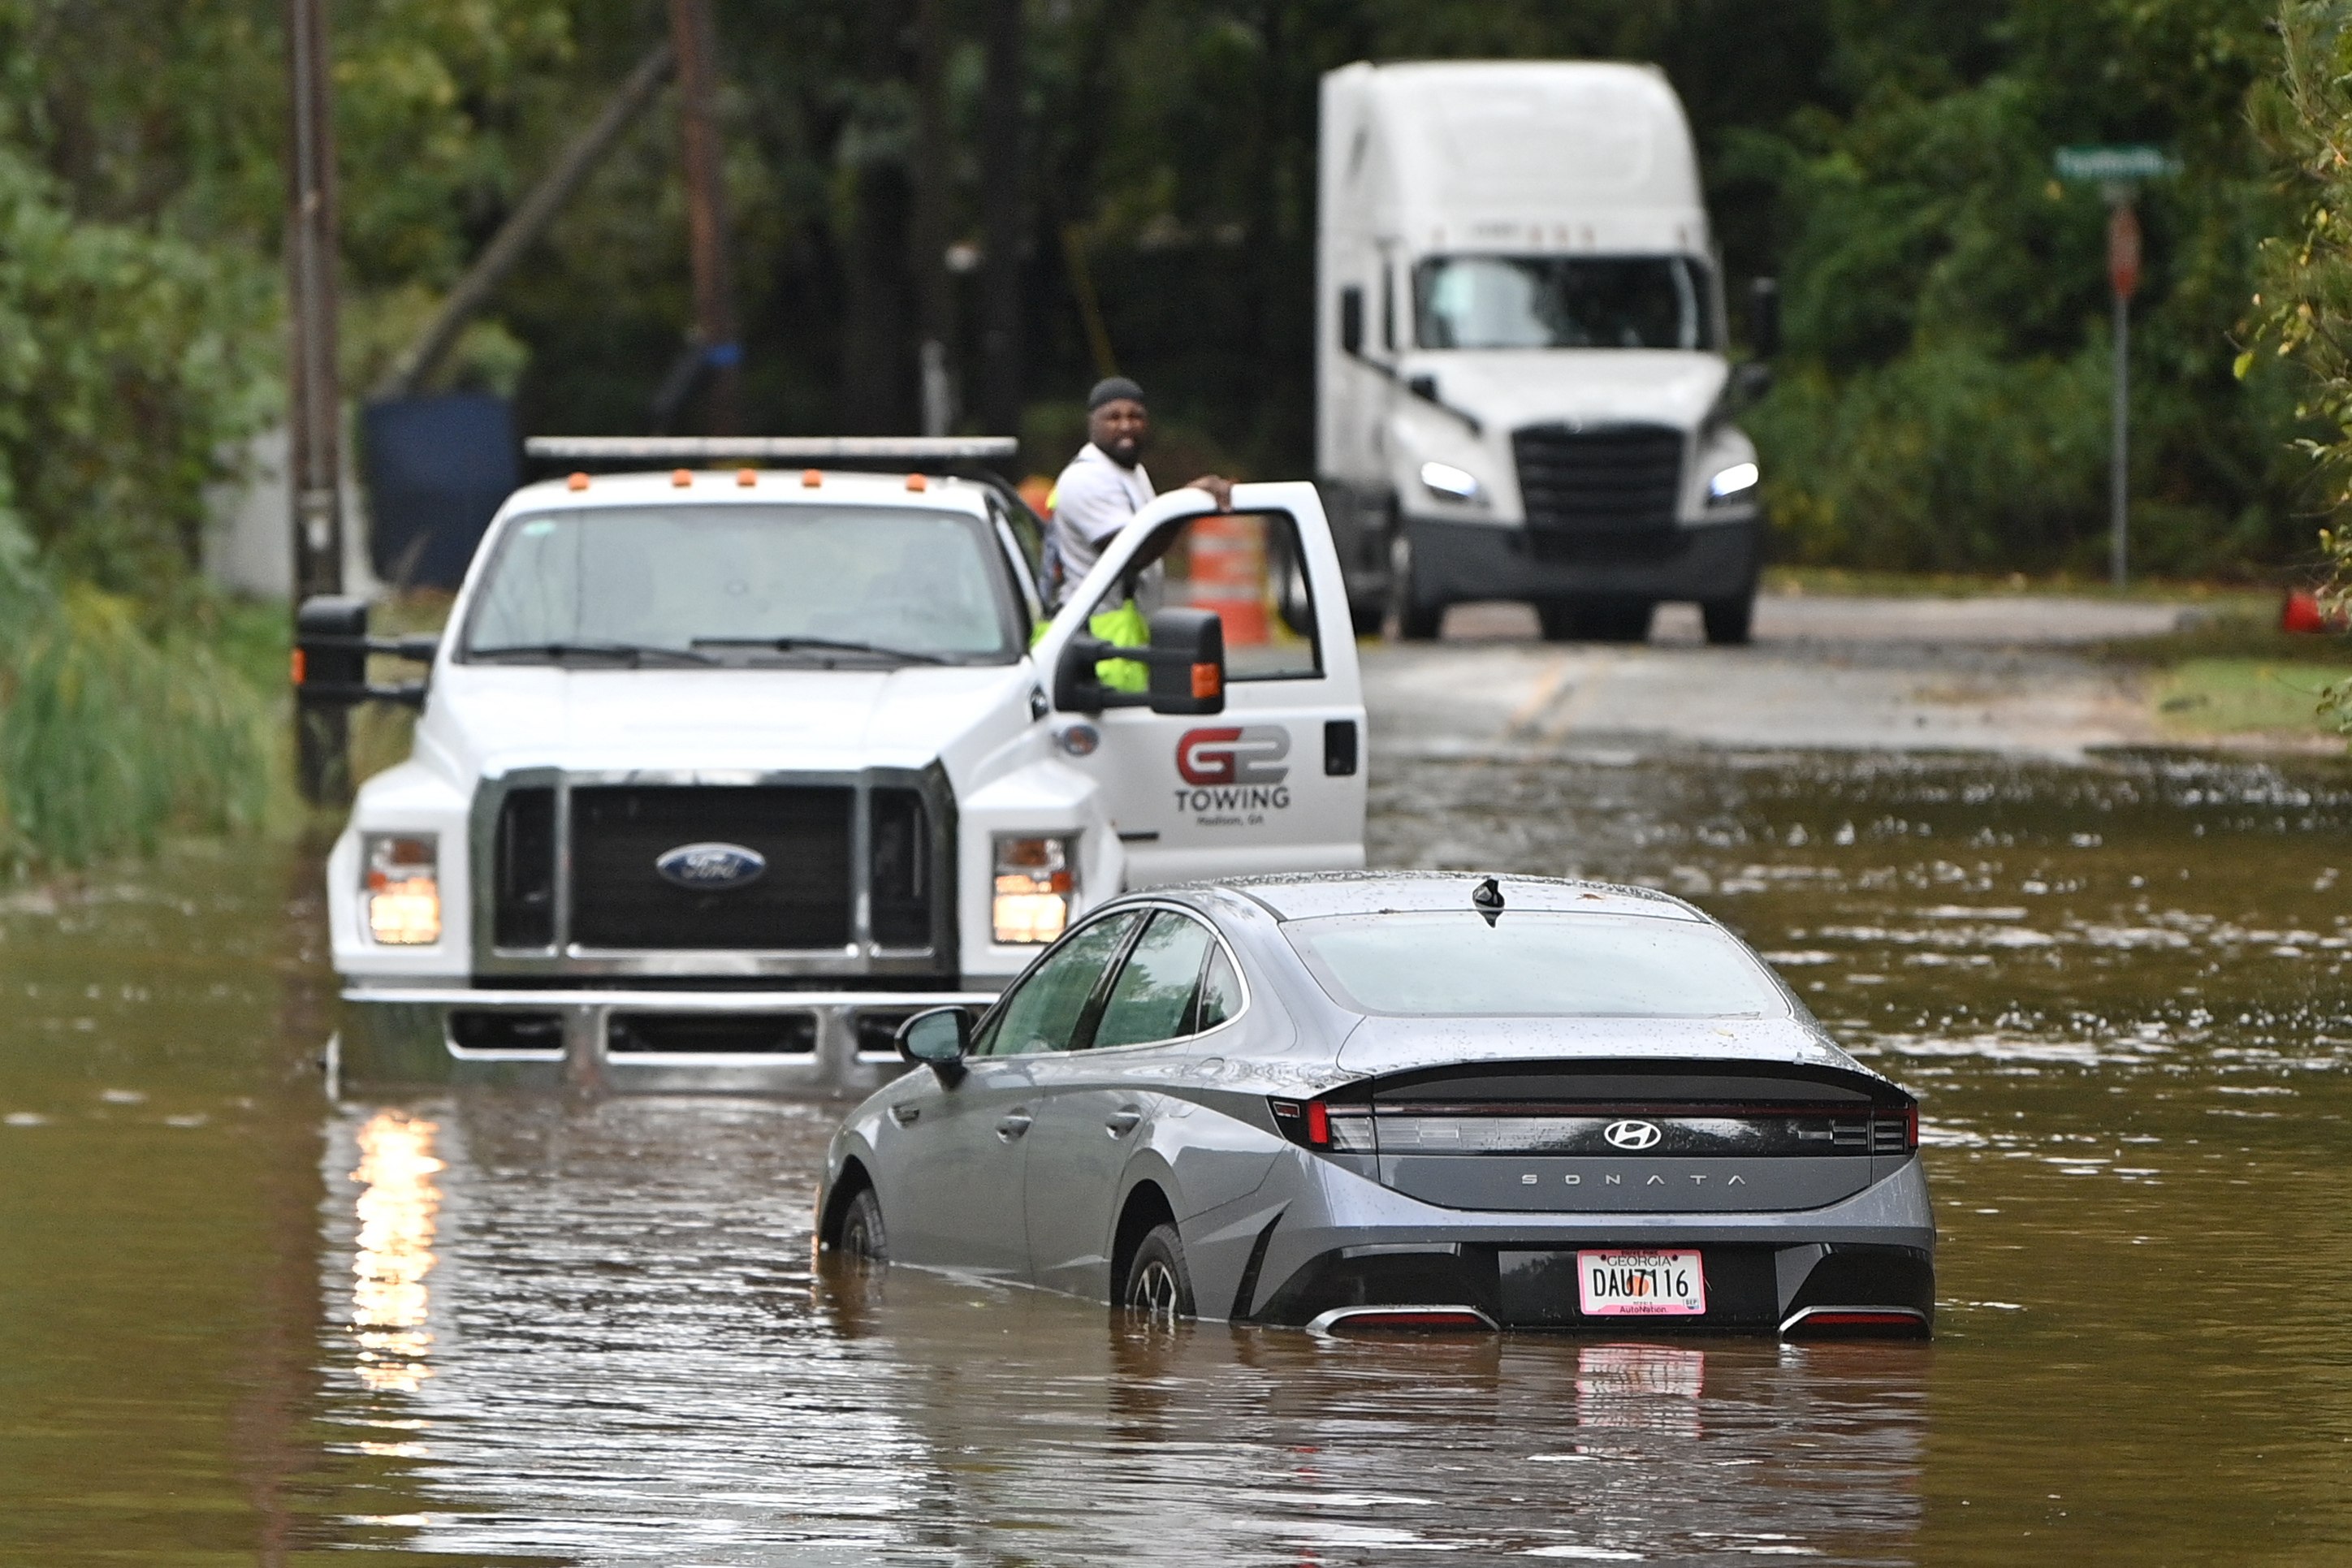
(300, 437, 1367, 1095)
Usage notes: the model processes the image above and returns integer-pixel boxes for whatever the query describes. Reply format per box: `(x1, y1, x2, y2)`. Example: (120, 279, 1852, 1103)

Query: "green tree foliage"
(2243, 0, 2352, 735)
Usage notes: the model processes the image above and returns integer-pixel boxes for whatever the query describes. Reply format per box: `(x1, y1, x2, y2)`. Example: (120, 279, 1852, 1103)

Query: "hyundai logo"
(655, 841, 767, 891)
(1602, 1119, 1664, 1151)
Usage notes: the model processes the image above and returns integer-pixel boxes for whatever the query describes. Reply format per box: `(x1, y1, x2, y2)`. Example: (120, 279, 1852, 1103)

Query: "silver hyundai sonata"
(815, 872, 1935, 1337)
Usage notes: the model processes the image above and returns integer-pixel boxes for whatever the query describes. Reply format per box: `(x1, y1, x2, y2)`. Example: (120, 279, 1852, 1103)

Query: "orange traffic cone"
(1187, 513, 1269, 646)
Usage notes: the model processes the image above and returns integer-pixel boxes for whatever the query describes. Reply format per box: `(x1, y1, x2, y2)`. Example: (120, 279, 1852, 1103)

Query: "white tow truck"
(300, 437, 1366, 1095)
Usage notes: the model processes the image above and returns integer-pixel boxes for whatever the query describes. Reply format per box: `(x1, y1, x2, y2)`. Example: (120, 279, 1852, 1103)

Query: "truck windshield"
(1414, 255, 1710, 351)
(462, 504, 1023, 666)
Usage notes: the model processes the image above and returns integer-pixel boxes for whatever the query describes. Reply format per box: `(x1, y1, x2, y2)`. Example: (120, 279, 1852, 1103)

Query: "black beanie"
(1087, 376, 1146, 411)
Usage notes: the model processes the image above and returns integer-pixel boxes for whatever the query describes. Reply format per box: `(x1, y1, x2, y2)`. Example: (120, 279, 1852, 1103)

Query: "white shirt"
(1047, 443, 1155, 601)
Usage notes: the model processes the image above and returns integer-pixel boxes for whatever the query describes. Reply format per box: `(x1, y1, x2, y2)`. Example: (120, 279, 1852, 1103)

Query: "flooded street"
(4, 734, 2349, 1563)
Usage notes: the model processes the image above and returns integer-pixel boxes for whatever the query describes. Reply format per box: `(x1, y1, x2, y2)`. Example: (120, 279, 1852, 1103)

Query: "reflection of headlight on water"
(350, 1110, 443, 1393)
(1709, 460, 1760, 499)
(1419, 460, 1481, 502)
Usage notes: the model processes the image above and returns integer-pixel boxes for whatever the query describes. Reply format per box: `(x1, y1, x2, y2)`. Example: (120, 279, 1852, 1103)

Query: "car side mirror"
(1747, 276, 1780, 360)
(1339, 284, 1364, 356)
(897, 1006, 972, 1074)
(1053, 607, 1226, 716)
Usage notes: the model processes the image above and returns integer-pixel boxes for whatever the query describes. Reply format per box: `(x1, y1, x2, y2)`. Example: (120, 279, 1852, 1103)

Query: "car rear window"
(1281, 911, 1789, 1018)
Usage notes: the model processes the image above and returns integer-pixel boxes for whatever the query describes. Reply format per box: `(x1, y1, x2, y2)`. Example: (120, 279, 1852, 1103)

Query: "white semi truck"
(1315, 60, 1771, 644)
(300, 438, 1365, 1095)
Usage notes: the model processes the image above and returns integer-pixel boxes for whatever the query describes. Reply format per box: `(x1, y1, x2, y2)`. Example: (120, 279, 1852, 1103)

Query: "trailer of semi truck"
(301, 437, 1366, 1096)
(1314, 60, 1770, 644)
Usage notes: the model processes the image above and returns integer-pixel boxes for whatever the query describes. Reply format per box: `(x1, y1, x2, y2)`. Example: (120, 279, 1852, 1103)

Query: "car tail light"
(1872, 1106, 1917, 1155)
(1269, 1096, 1373, 1152)
(1780, 1304, 1930, 1338)
(992, 835, 1074, 944)
(363, 833, 440, 945)
(1308, 1305, 1498, 1335)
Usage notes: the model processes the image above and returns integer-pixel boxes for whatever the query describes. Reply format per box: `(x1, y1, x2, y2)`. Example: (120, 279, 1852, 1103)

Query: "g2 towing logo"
(1175, 726, 1291, 822)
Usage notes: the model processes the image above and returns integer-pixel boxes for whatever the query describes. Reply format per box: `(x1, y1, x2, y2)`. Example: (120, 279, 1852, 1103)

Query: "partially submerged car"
(816, 871, 1934, 1337)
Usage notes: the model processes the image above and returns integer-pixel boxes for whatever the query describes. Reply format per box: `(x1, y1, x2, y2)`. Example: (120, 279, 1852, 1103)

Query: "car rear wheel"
(838, 1187, 887, 1263)
(1122, 1223, 1195, 1323)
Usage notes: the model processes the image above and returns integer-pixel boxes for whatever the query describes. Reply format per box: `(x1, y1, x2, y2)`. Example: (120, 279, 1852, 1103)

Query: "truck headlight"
(993, 835, 1074, 944)
(1420, 460, 1481, 503)
(1708, 460, 1759, 500)
(364, 833, 441, 945)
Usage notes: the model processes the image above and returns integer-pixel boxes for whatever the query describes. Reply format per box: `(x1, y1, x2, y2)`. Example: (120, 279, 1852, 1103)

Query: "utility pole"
(977, 0, 1023, 448)
(670, 0, 738, 434)
(2106, 196, 2140, 591)
(911, 0, 953, 436)
(285, 0, 346, 803)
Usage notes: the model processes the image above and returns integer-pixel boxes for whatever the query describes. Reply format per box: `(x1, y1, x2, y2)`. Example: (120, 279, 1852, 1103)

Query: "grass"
(2151, 658, 2352, 740)
(1763, 564, 2277, 610)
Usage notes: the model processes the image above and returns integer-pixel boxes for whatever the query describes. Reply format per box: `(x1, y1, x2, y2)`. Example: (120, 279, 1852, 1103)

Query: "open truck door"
(1035, 482, 1367, 888)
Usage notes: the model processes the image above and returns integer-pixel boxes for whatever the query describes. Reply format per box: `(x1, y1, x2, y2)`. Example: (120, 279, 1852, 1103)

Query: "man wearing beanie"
(1044, 377, 1232, 607)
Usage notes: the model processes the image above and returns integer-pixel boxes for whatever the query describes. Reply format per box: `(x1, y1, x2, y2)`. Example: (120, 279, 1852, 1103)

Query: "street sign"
(2055, 145, 2179, 183)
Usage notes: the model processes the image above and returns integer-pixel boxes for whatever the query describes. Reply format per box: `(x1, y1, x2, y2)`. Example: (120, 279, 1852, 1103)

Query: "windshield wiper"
(690, 636, 952, 665)
(469, 641, 716, 667)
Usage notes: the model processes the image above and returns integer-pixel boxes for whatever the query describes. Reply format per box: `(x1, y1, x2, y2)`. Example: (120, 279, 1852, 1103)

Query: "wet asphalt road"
(1378, 594, 2205, 761)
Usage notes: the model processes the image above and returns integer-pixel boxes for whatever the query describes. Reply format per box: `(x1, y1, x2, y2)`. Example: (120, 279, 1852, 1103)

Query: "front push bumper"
(1408, 512, 1762, 607)
(336, 985, 993, 1097)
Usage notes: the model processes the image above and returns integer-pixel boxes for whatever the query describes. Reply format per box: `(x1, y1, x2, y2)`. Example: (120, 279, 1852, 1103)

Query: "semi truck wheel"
(1387, 526, 1442, 640)
(1701, 593, 1754, 646)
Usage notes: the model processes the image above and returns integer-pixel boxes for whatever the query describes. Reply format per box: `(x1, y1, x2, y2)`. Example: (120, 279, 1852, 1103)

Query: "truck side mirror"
(1144, 607, 1226, 716)
(295, 595, 436, 709)
(1339, 285, 1365, 356)
(295, 597, 370, 703)
(1051, 607, 1227, 716)
(1748, 277, 1780, 360)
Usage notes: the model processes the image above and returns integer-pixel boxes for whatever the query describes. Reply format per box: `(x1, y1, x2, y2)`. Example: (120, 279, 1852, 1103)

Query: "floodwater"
(2, 747, 2347, 1566)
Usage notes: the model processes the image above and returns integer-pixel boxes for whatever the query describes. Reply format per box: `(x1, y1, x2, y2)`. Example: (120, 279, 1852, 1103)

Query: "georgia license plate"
(1576, 1249, 1707, 1317)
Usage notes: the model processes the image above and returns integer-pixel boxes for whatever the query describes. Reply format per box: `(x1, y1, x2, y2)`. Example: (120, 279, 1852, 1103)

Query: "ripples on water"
(1, 751, 2347, 1565)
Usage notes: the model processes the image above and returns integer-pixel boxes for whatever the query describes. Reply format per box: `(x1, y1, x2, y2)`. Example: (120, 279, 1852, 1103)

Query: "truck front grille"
(1513, 423, 1684, 533)
(569, 784, 853, 950)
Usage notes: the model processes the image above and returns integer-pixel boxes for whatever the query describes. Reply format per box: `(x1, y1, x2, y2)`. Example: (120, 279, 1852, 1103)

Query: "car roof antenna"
(1472, 876, 1505, 926)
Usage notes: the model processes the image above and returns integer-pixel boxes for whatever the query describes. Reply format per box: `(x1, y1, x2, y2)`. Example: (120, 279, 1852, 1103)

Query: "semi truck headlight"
(993, 835, 1074, 944)
(364, 834, 441, 945)
(1708, 460, 1759, 499)
(1420, 461, 1481, 502)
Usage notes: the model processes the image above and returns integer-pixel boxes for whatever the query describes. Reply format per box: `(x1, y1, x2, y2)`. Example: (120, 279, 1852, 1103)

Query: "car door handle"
(995, 1112, 1033, 1141)
(1105, 1108, 1144, 1137)
(889, 1104, 920, 1126)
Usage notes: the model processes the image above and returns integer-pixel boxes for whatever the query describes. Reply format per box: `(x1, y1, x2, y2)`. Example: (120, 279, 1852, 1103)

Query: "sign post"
(2056, 145, 2176, 590)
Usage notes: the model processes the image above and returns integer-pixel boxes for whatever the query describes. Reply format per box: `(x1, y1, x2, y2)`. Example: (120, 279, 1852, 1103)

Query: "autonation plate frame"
(1577, 1248, 1707, 1317)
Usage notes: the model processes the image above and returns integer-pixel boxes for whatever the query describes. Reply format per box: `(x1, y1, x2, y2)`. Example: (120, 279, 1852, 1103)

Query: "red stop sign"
(2108, 203, 2142, 300)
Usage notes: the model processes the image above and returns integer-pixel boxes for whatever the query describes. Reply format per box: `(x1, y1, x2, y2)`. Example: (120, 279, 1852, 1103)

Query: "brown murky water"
(2, 748, 2347, 1566)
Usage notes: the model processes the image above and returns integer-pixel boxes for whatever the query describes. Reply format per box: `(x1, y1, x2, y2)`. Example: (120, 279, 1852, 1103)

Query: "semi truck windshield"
(1414, 255, 1710, 351)
(463, 504, 1023, 666)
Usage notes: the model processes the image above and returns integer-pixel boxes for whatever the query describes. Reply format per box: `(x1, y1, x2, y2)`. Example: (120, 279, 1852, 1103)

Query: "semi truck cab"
(1316, 60, 1770, 645)
(309, 438, 1366, 1095)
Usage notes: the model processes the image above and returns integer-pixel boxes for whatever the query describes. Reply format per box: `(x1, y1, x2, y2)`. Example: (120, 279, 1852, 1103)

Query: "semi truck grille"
(1513, 423, 1684, 532)
(572, 784, 854, 950)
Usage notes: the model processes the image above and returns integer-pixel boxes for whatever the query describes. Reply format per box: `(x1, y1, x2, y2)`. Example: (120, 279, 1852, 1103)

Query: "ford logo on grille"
(1603, 1119, 1663, 1151)
(655, 842, 767, 891)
